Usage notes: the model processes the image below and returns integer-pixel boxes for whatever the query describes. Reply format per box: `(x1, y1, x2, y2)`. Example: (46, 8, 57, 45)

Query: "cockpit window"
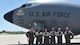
(21, 3, 32, 8)
(27, 4, 32, 7)
(21, 4, 26, 8)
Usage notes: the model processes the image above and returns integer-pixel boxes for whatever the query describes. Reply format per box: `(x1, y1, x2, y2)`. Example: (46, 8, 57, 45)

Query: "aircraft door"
(33, 20, 45, 31)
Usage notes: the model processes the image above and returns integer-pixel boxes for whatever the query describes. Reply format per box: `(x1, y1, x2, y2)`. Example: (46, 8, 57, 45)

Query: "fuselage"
(4, 2, 80, 34)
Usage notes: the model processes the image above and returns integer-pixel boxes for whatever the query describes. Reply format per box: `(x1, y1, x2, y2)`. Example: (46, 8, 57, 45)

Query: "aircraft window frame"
(21, 3, 32, 8)
(27, 3, 32, 7)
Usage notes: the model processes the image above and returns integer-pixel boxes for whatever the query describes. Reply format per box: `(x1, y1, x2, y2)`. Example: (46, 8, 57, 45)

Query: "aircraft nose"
(4, 10, 14, 23)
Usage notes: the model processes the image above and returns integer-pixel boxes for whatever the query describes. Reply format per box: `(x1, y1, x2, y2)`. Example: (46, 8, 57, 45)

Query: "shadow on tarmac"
(9, 43, 80, 45)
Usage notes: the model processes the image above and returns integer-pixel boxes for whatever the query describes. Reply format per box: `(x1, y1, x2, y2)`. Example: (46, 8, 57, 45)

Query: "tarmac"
(0, 34, 80, 45)
(9, 43, 80, 45)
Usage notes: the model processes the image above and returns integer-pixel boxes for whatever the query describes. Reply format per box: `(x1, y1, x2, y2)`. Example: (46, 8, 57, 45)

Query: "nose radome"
(4, 10, 14, 23)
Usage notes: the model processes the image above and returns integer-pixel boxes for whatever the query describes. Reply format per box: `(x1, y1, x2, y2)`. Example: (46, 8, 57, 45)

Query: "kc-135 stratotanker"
(4, 2, 80, 35)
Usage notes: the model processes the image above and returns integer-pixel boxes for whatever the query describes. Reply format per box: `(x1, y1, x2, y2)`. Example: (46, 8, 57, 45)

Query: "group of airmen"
(26, 27, 74, 45)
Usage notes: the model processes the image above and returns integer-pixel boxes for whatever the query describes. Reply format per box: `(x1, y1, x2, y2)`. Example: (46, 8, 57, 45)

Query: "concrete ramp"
(9, 43, 80, 45)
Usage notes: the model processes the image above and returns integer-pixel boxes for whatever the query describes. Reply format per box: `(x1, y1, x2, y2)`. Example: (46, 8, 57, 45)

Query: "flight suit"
(50, 31, 56, 45)
(64, 31, 74, 45)
(56, 31, 63, 45)
(35, 31, 43, 45)
(43, 32, 50, 45)
(26, 31, 35, 45)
